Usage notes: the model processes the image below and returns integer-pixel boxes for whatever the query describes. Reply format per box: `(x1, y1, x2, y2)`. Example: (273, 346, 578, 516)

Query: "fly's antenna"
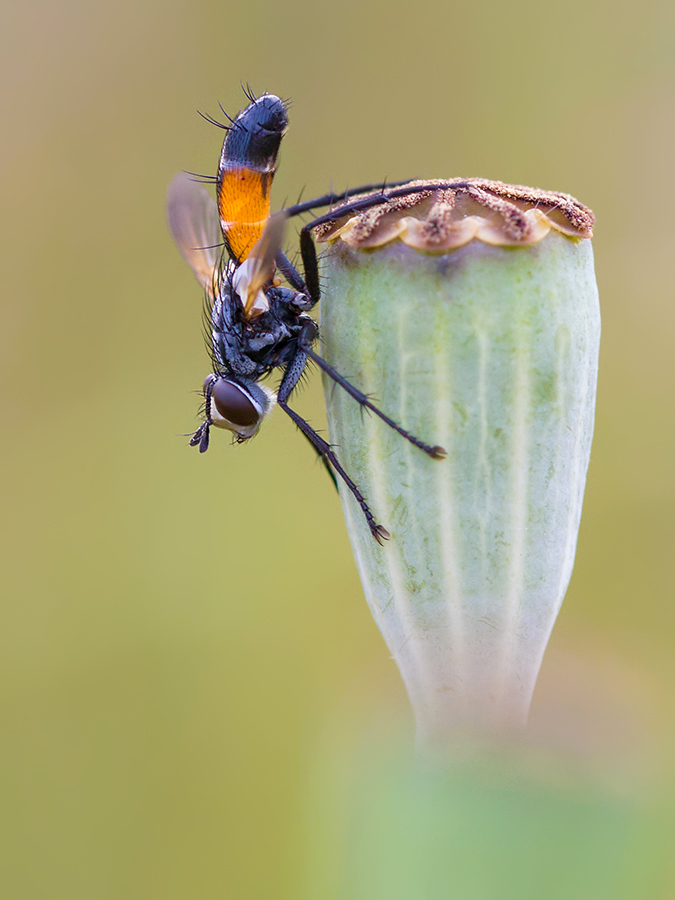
(189, 377, 215, 453)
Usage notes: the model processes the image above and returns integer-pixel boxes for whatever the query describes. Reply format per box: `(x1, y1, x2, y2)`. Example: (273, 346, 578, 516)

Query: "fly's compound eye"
(211, 379, 261, 428)
(204, 378, 264, 440)
(200, 375, 275, 442)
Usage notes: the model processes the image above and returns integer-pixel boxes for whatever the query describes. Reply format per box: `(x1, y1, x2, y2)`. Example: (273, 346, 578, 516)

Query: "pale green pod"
(317, 181, 599, 743)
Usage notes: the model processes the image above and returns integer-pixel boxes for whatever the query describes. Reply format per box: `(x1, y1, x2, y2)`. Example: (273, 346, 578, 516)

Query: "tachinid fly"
(167, 87, 447, 542)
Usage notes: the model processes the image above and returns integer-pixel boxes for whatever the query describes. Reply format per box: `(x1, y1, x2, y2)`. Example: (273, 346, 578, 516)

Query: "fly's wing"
(240, 211, 288, 317)
(166, 172, 222, 295)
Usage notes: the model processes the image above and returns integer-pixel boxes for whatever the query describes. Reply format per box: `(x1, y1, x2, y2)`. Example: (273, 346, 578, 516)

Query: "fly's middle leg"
(300, 344, 447, 460)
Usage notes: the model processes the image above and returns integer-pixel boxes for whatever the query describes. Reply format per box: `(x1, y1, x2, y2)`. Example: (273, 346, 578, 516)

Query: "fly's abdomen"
(217, 94, 288, 262)
(217, 168, 273, 262)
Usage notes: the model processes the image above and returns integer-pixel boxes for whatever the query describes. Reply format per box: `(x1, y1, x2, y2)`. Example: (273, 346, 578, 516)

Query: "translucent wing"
(234, 212, 288, 317)
(166, 172, 222, 294)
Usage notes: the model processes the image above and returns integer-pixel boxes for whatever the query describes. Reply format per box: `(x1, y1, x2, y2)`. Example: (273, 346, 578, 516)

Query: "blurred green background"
(2, 0, 675, 896)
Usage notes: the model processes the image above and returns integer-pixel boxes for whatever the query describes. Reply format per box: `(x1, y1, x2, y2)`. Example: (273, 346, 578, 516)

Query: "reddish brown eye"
(211, 379, 260, 426)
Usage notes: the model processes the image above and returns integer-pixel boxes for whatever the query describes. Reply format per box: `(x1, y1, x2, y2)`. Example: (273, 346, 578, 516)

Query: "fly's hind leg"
(280, 179, 470, 310)
(277, 180, 417, 306)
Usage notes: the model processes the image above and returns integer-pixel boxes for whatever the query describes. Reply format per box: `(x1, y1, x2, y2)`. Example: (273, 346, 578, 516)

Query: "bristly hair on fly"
(197, 90, 292, 138)
(240, 82, 292, 113)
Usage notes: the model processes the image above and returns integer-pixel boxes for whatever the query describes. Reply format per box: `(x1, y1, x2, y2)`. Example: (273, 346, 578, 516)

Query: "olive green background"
(2, 0, 674, 896)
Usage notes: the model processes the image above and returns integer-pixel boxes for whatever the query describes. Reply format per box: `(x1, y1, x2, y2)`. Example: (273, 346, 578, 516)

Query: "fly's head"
(191, 375, 276, 453)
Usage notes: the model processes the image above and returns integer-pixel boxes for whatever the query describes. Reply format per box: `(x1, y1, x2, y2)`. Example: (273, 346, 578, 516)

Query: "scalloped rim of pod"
(313, 178, 595, 251)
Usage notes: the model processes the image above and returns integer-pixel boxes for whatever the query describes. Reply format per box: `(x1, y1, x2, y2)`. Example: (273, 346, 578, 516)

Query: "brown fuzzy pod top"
(313, 179, 595, 251)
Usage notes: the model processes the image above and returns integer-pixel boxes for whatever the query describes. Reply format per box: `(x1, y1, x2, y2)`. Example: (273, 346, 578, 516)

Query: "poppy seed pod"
(316, 179, 599, 745)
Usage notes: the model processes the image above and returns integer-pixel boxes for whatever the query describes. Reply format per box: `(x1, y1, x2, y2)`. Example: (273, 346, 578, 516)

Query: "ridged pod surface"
(317, 182, 599, 742)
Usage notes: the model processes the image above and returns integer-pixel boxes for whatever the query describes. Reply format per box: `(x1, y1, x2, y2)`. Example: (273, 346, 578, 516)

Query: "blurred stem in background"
(317, 180, 600, 751)
(325, 726, 669, 900)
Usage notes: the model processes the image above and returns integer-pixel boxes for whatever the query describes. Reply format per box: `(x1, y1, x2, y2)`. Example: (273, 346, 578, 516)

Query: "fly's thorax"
(263, 284, 316, 319)
(203, 374, 276, 441)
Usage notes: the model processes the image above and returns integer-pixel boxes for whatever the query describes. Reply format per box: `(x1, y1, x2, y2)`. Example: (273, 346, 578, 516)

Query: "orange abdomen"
(218, 168, 273, 262)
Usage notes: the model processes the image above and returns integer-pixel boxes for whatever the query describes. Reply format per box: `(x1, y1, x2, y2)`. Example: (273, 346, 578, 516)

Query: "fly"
(167, 88, 447, 543)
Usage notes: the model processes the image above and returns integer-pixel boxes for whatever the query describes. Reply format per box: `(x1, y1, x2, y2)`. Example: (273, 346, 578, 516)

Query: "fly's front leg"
(279, 400, 389, 544)
(276, 321, 318, 404)
(277, 326, 389, 543)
